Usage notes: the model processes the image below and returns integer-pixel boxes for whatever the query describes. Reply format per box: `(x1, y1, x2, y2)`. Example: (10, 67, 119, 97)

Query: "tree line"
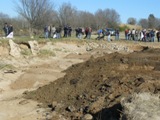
(127, 14, 160, 29)
(0, 0, 160, 36)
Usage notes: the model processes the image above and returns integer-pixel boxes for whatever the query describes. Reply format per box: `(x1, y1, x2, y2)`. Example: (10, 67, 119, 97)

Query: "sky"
(0, 0, 160, 23)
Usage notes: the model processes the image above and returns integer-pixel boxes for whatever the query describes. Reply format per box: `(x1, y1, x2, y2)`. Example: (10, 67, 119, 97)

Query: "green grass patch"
(21, 49, 32, 56)
(38, 49, 55, 58)
(0, 63, 16, 70)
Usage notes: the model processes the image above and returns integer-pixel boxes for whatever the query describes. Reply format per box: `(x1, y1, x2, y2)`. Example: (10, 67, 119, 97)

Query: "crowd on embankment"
(2, 23, 160, 42)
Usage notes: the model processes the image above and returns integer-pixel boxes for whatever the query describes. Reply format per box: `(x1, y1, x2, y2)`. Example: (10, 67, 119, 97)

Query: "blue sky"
(0, 0, 160, 23)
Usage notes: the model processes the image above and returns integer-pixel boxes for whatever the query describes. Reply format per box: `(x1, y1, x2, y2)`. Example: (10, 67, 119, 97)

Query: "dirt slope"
(24, 46, 160, 120)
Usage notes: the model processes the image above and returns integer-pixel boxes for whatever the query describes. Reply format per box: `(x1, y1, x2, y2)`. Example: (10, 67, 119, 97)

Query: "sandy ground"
(0, 40, 160, 120)
(0, 41, 87, 120)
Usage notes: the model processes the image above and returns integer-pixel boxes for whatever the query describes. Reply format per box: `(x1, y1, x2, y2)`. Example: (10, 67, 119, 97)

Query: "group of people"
(96, 28, 120, 41)
(44, 25, 73, 39)
(43, 25, 93, 40)
(3, 22, 160, 42)
(44, 25, 59, 39)
(125, 28, 160, 42)
(75, 27, 92, 39)
(3, 23, 13, 38)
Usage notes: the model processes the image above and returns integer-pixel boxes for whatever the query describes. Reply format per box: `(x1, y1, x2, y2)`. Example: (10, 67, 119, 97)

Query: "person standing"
(8, 24, 13, 34)
(131, 28, 135, 40)
(87, 27, 92, 39)
(3, 23, 9, 37)
(44, 25, 49, 39)
(78, 27, 83, 39)
(6, 24, 14, 38)
(63, 25, 68, 37)
(115, 29, 119, 40)
(75, 27, 79, 38)
(68, 26, 72, 37)
(56, 26, 62, 39)
(128, 29, 131, 40)
(48, 25, 52, 38)
(52, 25, 56, 38)
(150, 29, 155, 42)
(156, 30, 160, 42)
(84, 27, 89, 39)
(125, 29, 128, 40)
(107, 31, 111, 42)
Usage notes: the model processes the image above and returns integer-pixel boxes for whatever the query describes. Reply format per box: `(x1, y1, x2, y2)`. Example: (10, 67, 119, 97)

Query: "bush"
(118, 25, 129, 32)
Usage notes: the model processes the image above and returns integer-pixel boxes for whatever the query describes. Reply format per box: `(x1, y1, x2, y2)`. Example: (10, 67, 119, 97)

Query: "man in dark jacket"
(3, 23, 9, 37)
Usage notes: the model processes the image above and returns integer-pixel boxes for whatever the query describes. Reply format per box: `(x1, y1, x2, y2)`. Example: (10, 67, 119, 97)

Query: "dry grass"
(37, 49, 55, 58)
(121, 93, 160, 120)
(120, 24, 142, 30)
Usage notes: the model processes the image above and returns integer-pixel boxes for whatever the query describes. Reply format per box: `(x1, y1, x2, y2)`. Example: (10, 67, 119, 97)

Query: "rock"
(37, 103, 44, 108)
(90, 95, 96, 99)
(9, 39, 21, 57)
(83, 114, 93, 120)
(108, 94, 115, 100)
(66, 106, 76, 112)
(72, 112, 83, 120)
(70, 78, 79, 85)
(4, 70, 17, 74)
(134, 77, 145, 87)
(86, 46, 93, 51)
(51, 101, 58, 108)
(28, 40, 39, 55)
(120, 57, 128, 64)
(19, 100, 29, 105)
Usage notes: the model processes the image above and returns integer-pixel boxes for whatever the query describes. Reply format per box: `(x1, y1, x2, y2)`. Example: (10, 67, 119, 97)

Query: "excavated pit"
(24, 47, 160, 120)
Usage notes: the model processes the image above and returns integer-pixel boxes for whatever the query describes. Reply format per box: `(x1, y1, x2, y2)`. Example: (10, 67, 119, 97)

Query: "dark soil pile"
(24, 47, 160, 120)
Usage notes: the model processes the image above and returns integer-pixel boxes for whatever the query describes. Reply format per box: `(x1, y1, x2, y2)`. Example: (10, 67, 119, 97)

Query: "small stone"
(83, 114, 93, 120)
(37, 103, 43, 108)
(108, 94, 114, 100)
(90, 95, 96, 99)
(66, 106, 75, 112)
(51, 101, 58, 108)
(19, 100, 29, 105)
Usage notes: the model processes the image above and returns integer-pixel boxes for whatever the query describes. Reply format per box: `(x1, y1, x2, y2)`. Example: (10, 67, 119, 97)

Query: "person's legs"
(108, 35, 111, 42)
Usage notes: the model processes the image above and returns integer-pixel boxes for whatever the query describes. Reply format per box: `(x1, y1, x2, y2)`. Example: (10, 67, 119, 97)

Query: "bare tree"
(15, 0, 55, 35)
(105, 9, 120, 28)
(58, 2, 77, 27)
(138, 19, 148, 29)
(76, 11, 96, 28)
(95, 9, 106, 29)
(155, 18, 160, 29)
(148, 14, 156, 29)
(95, 9, 120, 29)
(0, 12, 10, 26)
(0, 13, 11, 35)
(127, 17, 137, 25)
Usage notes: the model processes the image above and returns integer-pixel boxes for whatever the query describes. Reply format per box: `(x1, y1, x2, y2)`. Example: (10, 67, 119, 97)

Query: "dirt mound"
(24, 47, 160, 120)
